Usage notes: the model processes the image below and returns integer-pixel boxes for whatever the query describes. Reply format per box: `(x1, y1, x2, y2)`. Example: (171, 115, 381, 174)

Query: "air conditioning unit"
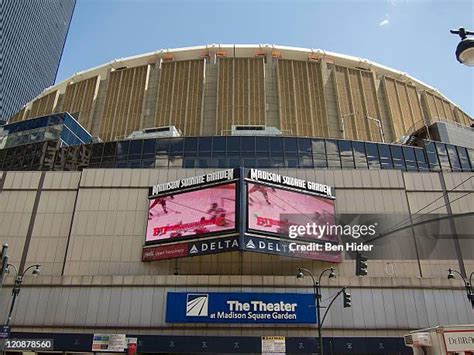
(231, 125, 282, 136)
(404, 333, 432, 348)
(127, 126, 182, 139)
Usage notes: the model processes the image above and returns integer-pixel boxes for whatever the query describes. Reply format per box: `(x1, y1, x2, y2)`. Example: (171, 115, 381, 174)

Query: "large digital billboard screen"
(146, 182, 237, 244)
(247, 182, 336, 242)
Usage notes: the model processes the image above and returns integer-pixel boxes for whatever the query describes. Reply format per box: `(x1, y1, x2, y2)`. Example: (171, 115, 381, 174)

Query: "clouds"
(379, 15, 390, 27)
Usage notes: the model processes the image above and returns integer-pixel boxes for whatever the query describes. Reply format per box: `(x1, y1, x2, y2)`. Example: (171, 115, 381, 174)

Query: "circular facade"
(9, 44, 472, 143)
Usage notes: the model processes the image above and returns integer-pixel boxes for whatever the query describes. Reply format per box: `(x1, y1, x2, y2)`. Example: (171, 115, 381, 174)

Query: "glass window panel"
(129, 140, 143, 155)
(183, 158, 196, 168)
(91, 143, 103, 158)
(270, 137, 283, 156)
(115, 160, 127, 168)
(390, 146, 406, 170)
(284, 137, 297, 152)
(435, 143, 450, 171)
(127, 160, 141, 168)
(312, 139, 326, 155)
(299, 156, 314, 168)
(142, 139, 156, 154)
(207, 158, 219, 168)
(184, 137, 198, 152)
(198, 150, 212, 158)
(257, 158, 271, 168)
(198, 137, 212, 152)
(353, 141, 368, 169)
(169, 138, 184, 155)
(227, 137, 241, 153)
(285, 158, 299, 168)
(424, 141, 440, 171)
(212, 137, 226, 152)
(339, 140, 354, 169)
(116, 140, 129, 155)
(197, 159, 210, 168)
(155, 139, 169, 155)
(256, 137, 269, 152)
(212, 150, 226, 159)
(446, 144, 461, 171)
(243, 159, 257, 167)
(103, 142, 116, 157)
(456, 146, 471, 171)
(101, 156, 115, 168)
(298, 138, 312, 154)
(326, 139, 339, 154)
(217, 158, 228, 168)
(467, 149, 474, 166)
(415, 149, 429, 171)
(378, 144, 393, 169)
(271, 158, 285, 167)
(228, 158, 241, 167)
(141, 159, 155, 168)
(241, 137, 256, 153)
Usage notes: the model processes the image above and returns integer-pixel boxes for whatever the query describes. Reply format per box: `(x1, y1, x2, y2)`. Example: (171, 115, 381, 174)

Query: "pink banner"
(247, 182, 336, 241)
(146, 183, 236, 243)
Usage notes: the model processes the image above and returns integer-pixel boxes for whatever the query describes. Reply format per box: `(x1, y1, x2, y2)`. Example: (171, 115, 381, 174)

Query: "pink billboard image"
(146, 183, 237, 243)
(247, 183, 336, 241)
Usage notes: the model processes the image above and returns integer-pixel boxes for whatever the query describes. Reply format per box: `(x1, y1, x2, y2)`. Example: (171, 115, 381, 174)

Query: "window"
(338, 140, 354, 169)
(312, 139, 327, 168)
(129, 140, 143, 156)
(326, 140, 340, 168)
(184, 137, 198, 157)
(212, 137, 226, 153)
(456, 146, 471, 171)
(169, 138, 183, 156)
(116, 140, 129, 156)
(446, 144, 461, 171)
(241, 136, 256, 154)
(403, 147, 417, 171)
(435, 143, 450, 171)
(227, 137, 241, 156)
(353, 141, 368, 169)
(415, 148, 429, 171)
(378, 144, 393, 169)
(270, 137, 283, 157)
(256, 137, 269, 157)
(390, 146, 406, 171)
(142, 139, 156, 155)
(424, 141, 440, 171)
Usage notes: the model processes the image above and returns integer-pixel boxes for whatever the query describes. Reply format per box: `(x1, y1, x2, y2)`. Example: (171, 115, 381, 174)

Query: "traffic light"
(343, 288, 351, 308)
(467, 286, 474, 309)
(0, 244, 8, 286)
(355, 252, 368, 276)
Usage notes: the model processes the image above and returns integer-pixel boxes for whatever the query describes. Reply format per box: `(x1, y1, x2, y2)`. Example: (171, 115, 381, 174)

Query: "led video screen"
(247, 182, 336, 241)
(146, 182, 237, 244)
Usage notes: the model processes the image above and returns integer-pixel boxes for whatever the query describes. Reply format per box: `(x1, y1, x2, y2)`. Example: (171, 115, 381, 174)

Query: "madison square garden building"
(0, 45, 473, 354)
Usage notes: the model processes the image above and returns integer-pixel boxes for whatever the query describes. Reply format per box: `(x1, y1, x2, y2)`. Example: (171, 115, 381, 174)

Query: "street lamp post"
(297, 267, 347, 355)
(450, 27, 474, 66)
(447, 268, 474, 308)
(3, 263, 41, 327)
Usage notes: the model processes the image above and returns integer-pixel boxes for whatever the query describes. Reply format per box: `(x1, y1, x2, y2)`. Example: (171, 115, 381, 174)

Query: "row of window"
(1, 136, 473, 173)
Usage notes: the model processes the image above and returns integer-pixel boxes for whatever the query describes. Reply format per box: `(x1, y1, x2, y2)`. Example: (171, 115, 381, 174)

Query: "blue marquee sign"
(166, 292, 317, 324)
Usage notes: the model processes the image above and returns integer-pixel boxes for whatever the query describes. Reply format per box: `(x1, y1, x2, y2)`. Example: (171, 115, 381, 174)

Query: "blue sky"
(57, 0, 473, 116)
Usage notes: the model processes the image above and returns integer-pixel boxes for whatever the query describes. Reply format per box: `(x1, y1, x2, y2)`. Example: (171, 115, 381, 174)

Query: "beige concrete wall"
(0, 169, 471, 279)
(7, 53, 472, 141)
(0, 169, 473, 335)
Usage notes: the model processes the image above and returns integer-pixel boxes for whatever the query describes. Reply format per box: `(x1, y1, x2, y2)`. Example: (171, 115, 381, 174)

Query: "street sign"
(0, 326, 10, 339)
